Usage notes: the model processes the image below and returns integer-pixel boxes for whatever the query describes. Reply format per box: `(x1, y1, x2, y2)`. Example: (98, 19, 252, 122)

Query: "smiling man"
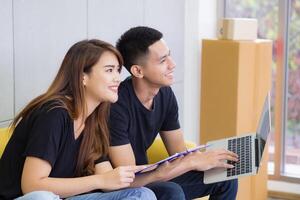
(108, 26, 238, 200)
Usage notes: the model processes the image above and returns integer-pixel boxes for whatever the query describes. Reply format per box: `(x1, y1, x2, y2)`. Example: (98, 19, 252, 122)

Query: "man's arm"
(160, 128, 187, 156)
(109, 144, 136, 166)
(159, 128, 239, 172)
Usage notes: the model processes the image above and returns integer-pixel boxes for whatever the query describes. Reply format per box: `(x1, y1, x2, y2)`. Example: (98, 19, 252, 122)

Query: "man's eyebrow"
(159, 50, 171, 60)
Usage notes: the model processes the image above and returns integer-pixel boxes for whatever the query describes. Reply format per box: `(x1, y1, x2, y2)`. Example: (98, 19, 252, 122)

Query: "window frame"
(223, 0, 300, 184)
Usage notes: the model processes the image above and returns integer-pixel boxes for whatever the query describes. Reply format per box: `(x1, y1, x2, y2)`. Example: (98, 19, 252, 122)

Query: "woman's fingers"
(122, 177, 135, 183)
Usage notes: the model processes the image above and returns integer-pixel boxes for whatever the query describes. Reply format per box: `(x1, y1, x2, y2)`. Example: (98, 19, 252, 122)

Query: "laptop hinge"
(255, 138, 259, 167)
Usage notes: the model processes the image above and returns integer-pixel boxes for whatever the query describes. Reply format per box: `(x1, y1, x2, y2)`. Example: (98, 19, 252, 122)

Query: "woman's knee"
(16, 191, 61, 200)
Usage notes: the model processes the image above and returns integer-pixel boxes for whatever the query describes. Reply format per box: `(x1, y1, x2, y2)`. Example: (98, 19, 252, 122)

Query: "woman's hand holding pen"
(95, 165, 146, 190)
(186, 149, 239, 171)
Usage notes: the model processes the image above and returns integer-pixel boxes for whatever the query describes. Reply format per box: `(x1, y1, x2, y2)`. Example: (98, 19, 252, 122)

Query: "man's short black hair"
(116, 26, 163, 73)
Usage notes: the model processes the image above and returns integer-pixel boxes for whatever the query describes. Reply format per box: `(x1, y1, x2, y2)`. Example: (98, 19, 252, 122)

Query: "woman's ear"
(82, 73, 88, 86)
(130, 65, 144, 78)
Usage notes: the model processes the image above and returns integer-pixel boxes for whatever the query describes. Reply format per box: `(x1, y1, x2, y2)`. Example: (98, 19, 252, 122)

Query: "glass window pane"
(285, 0, 300, 178)
(225, 0, 279, 175)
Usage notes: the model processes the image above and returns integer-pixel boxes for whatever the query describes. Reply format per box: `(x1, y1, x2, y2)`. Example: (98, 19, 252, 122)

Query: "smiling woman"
(0, 39, 156, 200)
(83, 50, 121, 105)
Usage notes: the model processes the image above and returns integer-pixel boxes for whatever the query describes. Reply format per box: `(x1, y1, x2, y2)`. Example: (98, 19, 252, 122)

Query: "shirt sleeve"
(160, 88, 181, 131)
(109, 100, 131, 146)
(23, 108, 68, 167)
(94, 155, 109, 164)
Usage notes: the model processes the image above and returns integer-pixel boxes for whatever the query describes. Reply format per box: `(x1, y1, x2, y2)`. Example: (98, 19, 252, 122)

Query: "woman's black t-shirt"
(0, 102, 104, 199)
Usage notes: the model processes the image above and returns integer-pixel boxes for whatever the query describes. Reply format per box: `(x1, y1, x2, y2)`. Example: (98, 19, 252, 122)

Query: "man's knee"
(136, 187, 157, 200)
(227, 179, 238, 191)
(146, 181, 185, 200)
(220, 179, 238, 195)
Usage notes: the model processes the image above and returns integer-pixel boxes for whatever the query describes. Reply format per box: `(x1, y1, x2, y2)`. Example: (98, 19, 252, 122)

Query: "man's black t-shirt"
(109, 78, 180, 165)
(0, 102, 106, 199)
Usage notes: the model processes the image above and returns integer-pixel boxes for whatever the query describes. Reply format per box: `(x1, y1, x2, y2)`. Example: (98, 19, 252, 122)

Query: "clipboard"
(136, 144, 210, 174)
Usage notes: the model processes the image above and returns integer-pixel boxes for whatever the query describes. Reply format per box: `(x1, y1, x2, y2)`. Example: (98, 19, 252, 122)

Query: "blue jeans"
(171, 171, 238, 200)
(15, 191, 60, 200)
(16, 187, 156, 200)
(145, 171, 238, 200)
(146, 181, 185, 200)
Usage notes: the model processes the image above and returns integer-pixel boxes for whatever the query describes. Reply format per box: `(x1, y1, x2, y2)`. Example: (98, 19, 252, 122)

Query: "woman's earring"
(82, 74, 87, 86)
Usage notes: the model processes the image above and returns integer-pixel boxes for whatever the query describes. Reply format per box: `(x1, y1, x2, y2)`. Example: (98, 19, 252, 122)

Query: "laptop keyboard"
(227, 135, 252, 177)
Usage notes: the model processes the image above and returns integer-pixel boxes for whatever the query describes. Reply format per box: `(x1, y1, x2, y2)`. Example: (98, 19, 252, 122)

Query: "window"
(285, 0, 300, 178)
(224, 0, 300, 182)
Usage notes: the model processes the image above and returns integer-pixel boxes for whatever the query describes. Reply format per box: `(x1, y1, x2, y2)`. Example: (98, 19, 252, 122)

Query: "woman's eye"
(106, 69, 113, 72)
(160, 59, 166, 64)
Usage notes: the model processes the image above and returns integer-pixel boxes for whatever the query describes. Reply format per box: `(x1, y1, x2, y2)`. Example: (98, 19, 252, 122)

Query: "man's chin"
(164, 79, 174, 86)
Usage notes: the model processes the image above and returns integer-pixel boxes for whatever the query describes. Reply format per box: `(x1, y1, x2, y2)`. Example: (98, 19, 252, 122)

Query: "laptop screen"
(257, 93, 271, 158)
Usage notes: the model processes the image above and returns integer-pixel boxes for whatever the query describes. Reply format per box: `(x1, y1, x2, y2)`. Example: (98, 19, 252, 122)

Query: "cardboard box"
(218, 18, 258, 40)
(200, 39, 272, 200)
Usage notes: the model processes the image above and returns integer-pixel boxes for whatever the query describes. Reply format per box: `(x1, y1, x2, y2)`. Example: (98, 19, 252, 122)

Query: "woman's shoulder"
(32, 100, 71, 122)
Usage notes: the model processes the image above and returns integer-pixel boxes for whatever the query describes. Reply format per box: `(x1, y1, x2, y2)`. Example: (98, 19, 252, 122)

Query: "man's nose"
(168, 56, 176, 69)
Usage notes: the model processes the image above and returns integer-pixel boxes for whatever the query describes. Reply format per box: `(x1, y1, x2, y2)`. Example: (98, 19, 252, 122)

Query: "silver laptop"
(204, 93, 271, 184)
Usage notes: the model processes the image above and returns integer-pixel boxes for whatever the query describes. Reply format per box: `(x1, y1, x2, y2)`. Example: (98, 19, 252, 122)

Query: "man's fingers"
(217, 154, 238, 162)
(215, 149, 238, 158)
(220, 163, 235, 169)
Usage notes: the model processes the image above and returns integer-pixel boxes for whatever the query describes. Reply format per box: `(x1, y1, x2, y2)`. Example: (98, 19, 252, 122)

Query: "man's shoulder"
(160, 86, 173, 93)
(110, 78, 133, 112)
(158, 86, 175, 99)
(117, 77, 133, 100)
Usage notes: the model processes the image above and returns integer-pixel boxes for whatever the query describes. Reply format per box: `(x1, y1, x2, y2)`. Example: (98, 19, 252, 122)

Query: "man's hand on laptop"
(186, 149, 239, 171)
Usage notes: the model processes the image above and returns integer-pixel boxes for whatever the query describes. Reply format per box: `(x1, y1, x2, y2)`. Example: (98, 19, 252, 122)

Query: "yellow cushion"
(0, 127, 12, 158)
(147, 138, 209, 200)
(147, 137, 196, 164)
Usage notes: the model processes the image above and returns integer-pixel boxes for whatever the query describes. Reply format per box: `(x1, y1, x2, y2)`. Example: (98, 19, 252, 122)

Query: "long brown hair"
(10, 39, 123, 176)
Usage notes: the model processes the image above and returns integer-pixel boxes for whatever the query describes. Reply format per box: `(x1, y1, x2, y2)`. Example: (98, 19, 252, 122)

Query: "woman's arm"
(108, 142, 191, 187)
(21, 157, 143, 198)
(101, 153, 189, 187)
(21, 157, 100, 198)
(94, 161, 150, 191)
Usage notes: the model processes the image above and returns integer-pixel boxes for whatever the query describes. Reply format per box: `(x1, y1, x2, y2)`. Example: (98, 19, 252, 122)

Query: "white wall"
(0, 0, 185, 128)
(0, 0, 14, 124)
(13, 0, 88, 114)
(183, 0, 218, 143)
(0, 0, 221, 145)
